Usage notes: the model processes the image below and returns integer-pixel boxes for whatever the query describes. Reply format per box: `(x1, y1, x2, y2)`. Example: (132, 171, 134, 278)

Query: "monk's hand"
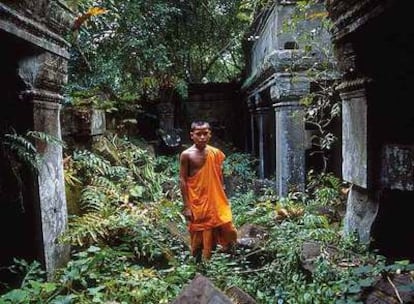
(182, 208, 192, 221)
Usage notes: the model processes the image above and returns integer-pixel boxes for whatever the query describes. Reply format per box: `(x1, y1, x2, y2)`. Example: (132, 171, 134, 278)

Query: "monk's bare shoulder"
(182, 145, 199, 154)
(181, 146, 192, 157)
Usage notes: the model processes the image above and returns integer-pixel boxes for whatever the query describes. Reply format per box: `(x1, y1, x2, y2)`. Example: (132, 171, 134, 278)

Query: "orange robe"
(186, 145, 236, 259)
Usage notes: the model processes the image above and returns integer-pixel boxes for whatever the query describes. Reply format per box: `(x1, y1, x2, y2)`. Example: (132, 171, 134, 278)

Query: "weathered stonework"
(183, 83, 244, 148)
(326, 0, 414, 257)
(0, 1, 71, 58)
(171, 274, 233, 304)
(243, 1, 336, 196)
(0, 0, 72, 277)
(32, 99, 69, 274)
(61, 107, 106, 137)
(381, 145, 414, 191)
(340, 88, 368, 188)
(274, 101, 306, 195)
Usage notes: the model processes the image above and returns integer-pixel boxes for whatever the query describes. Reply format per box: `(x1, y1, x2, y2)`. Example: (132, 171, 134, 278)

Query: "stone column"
(247, 97, 256, 156)
(273, 101, 306, 196)
(336, 42, 378, 243)
(339, 84, 378, 243)
(18, 52, 69, 277)
(271, 75, 309, 197)
(255, 106, 271, 179)
(31, 93, 70, 275)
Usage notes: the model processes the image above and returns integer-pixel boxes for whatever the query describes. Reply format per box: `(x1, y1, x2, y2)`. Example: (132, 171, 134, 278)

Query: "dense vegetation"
(1, 1, 414, 303)
(1, 133, 413, 303)
(65, 0, 260, 110)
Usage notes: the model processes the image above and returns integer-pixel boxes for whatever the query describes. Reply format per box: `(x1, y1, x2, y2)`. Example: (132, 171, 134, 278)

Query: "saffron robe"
(186, 145, 233, 232)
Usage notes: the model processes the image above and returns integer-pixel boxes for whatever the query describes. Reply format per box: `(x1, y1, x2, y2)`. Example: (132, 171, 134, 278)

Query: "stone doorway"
(0, 31, 45, 289)
(0, 25, 69, 288)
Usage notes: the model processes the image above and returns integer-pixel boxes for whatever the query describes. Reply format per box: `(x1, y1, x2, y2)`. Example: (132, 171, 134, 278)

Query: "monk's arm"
(179, 152, 191, 217)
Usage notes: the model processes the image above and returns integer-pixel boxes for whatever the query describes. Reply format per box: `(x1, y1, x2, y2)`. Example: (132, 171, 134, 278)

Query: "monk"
(179, 121, 237, 261)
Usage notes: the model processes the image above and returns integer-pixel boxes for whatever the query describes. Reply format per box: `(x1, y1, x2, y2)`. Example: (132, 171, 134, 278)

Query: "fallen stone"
(226, 286, 256, 304)
(171, 273, 233, 304)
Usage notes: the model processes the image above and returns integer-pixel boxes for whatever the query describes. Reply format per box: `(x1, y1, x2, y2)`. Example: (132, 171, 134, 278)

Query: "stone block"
(171, 274, 233, 304)
(61, 107, 106, 137)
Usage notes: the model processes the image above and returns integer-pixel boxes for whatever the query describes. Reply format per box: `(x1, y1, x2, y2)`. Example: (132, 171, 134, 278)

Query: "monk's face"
(190, 124, 211, 148)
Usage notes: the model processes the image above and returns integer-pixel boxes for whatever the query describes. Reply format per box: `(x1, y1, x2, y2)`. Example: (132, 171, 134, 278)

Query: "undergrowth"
(1, 134, 413, 304)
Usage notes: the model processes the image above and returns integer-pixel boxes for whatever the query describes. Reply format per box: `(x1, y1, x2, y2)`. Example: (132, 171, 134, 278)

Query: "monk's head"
(190, 121, 211, 148)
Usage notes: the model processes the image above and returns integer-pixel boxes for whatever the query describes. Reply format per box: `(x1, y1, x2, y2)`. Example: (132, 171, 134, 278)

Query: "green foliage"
(1, 132, 40, 172)
(67, 0, 253, 111)
(61, 134, 169, 247)
(1, 130, 64, 173)
(0, 130, 66, 213)
(223, 152, 257, 181)
(3, 143, 413, 303)
(0, 259, 58, 304)
(223, 151, 257, 195)
(306, 170, 344, 206)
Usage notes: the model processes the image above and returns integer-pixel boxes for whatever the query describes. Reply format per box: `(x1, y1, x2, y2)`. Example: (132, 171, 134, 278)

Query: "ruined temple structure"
(242, 0, 340, 196)
(326, 0, 414, 259)
(183, 82, 245, 148)
(0, 0, 72, 283)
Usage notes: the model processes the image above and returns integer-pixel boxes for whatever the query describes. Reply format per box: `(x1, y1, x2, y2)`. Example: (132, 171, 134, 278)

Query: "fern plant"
(1, 130, 66, 171)
(62, 134, 171, 248)
(1, 132, 39, 172)
(0, 129, 66, 213)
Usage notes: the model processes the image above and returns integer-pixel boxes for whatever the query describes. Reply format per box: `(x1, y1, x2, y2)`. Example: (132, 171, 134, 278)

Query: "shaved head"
(191, 121, 210, 131)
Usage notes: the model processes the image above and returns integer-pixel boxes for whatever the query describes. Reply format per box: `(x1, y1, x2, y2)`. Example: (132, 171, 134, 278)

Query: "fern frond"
(79, 186, 106, 212)
(26, 130, 66, 148)
(73, 150, 111, 176)
(102, 165, 129, 179)
(61, 213, 109, 246)
(90, 176, 121, 198)
(2, 133, 40, 171)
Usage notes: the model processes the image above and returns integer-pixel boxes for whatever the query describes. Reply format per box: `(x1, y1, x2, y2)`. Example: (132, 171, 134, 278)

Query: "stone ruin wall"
(0, 0, 72, 276)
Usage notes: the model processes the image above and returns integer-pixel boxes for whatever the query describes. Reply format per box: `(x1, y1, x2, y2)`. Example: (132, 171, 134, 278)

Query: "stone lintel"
(246, 73, 277, 100)
(327, 0, 393, 42)
(0, 3, 70, 59)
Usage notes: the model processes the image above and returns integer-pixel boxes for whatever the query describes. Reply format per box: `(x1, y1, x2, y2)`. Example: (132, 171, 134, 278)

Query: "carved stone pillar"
(339, 85, 378, 243)
(18, 52, 69, 276)
(247, 96, 257, 156)
(32, 95, 69, 274)
(271, 75, 309, 197)
(273, 101, 306, 196)
(0, 0, 72, 279)
(255, 106, 271, 179)
(336, 42, 378, 243)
